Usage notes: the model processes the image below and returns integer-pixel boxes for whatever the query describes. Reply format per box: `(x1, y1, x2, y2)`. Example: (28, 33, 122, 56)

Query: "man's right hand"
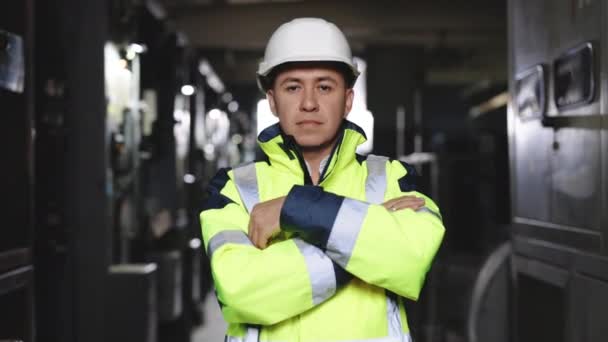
(248, 196, 286, 250)
(382, 195, 425, 212)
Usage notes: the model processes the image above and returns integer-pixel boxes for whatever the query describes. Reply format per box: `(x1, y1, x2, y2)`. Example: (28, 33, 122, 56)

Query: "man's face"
(267, 64, 354, 150)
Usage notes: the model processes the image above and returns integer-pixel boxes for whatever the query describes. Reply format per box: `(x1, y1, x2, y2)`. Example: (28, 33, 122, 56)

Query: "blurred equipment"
(467, 242, 511, 342)
(106, 264, 158, 342)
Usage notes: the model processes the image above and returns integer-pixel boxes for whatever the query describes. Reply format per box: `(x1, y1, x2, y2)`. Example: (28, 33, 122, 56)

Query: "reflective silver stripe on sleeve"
(225, 326, 260, 342)
(207, 230, 252, 260)
(244, 326, 260, 342)
(294, 238, 337, 305)
(233, 163, 260, 213)
(365, 154, 389, 204)
(387, 293, 404, 341)
(326, 198, 370, 268)
(416, 206, 442, 221)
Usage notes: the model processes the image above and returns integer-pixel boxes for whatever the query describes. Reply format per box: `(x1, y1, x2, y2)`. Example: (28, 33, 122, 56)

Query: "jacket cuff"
(280, 185, 344, 247)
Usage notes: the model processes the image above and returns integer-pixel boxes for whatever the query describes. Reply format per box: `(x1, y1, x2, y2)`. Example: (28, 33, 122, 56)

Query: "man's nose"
(300, 88, 319, 112)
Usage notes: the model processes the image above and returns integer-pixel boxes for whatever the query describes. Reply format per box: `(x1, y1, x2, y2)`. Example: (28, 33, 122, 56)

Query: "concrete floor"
(192, 290, 227, 342)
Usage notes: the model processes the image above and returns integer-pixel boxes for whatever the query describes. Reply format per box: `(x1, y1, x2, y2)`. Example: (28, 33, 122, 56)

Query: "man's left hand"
(382, 195, 425, 212)
(248, 196, 286, 249)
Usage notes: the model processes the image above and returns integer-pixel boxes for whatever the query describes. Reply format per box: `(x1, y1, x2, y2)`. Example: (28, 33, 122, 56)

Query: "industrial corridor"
(1, 0, 607, 341)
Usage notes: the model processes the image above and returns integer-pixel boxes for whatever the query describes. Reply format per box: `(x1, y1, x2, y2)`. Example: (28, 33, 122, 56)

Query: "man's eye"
(319, 85, 332, 92)
(285, 85, 300, 92)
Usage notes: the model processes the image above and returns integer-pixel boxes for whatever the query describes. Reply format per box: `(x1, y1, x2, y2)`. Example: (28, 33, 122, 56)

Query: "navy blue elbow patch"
(204, 193, 235, 210)
(203, 168, 236, 210)
(397, 161, 417, 192)
(280, 185, 344, 246)
(333, 262, 352, 287)
(208, 168, 232, 193)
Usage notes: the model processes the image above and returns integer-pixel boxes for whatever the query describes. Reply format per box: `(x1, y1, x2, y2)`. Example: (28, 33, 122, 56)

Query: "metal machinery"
(0, 1, 35, 341)
(0, 0, 252, 340)
(34, 0, 111, 341)
(509, 0, 608, 340)
(101, 2, 253, 340)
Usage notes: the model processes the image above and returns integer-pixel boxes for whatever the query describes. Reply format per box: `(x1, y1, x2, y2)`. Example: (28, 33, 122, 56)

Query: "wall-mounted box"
(515, 65, 547, 120)
(553, 42, 595, 111)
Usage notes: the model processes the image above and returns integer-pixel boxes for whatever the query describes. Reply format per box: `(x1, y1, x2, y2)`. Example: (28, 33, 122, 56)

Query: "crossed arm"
(247, 193, 426, 249)
(200, 170, 444, 325)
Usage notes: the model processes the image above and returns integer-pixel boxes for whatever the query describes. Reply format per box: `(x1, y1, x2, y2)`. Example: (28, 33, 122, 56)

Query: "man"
(200, 18, 444, 342)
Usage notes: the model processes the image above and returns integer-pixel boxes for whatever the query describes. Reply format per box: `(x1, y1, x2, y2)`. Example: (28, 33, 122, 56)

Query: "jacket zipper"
(282, 122, 346, 186)
(282, 134, 314, 185)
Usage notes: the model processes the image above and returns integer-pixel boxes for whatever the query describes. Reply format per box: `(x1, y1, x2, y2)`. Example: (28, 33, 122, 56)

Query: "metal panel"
(509, 0, 553, 223)
(544, 0, 603, 235)
(64, 0, 111, 337)
(509, 0, 605, 252)
(511, 119, 552, 222)
(510, 0, 553, 75)
(548, 0, 602, 73)
(550, 127, 601, 230)
(602, 0, 608, 257)
(33, 0, 111, 341)
(583, 276, 608, 342)
(0, 1, 34, 341)
(512, 233, 608, 342)
(512, 219, 602, 253)
(0, 267, 34, 342)
(545, 0, 603, 233)
(569, 274, 608, 342)
(514, 257, 568, 342)
(513, 255, 569, 287)
(513, 237, 608, 282)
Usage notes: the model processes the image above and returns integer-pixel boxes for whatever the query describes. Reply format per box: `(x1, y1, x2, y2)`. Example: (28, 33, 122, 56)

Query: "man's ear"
(267, 90, 279, 117)
(343, 88, 354, 118)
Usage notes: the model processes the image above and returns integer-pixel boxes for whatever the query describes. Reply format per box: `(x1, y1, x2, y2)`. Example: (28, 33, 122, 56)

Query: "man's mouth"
(297, 120, 322, 125)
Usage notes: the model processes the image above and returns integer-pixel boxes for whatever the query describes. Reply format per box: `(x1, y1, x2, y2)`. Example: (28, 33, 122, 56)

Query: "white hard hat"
(257, 18, 360, 91)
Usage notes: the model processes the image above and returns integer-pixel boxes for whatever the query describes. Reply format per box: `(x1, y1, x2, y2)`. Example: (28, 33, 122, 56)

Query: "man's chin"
(293, 135, 320, 146)
(293, 133, 339, 152)
(297, 139, 333, 152)
(297, 141, 323, 150)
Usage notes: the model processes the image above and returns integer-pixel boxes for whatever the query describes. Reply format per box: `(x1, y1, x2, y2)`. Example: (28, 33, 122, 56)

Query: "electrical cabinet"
(0, 1, 34, 341)
(510, 0, 604, 252)
(509, 0, 608, 340)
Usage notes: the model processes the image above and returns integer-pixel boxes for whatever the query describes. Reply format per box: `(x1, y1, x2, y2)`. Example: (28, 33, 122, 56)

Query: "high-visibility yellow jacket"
(200, 120, 445, 342)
